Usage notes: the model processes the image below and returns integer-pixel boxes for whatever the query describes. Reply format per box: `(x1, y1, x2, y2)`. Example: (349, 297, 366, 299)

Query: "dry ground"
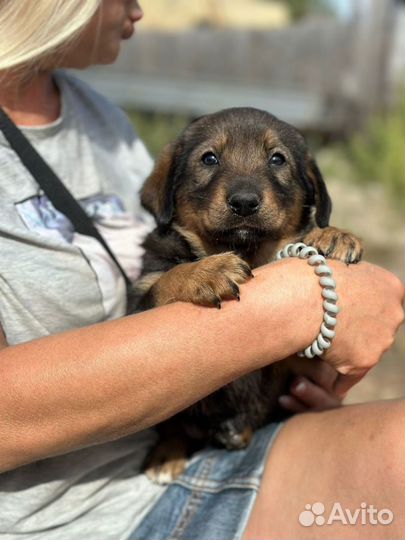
(317, 150, 404, 404)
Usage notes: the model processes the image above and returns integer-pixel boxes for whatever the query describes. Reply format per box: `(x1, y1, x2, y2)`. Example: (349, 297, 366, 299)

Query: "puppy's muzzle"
(227, 191, 261, 217)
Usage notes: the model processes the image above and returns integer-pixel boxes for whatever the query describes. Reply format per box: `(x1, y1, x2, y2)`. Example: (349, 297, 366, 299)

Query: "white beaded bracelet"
(276, 242, 339, 358)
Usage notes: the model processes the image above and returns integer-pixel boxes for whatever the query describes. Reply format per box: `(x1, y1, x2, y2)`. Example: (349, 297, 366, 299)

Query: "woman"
(0, 1, 403, 539)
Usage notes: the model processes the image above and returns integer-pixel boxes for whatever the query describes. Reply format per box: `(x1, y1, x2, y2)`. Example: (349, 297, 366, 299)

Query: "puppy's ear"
(305, 156, 332, 228)
(141, 142, 178, 229)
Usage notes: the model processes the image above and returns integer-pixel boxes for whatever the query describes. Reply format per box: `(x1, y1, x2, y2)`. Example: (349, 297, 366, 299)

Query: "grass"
(343, 94, 405, 204)
(127, 110, 190, 158)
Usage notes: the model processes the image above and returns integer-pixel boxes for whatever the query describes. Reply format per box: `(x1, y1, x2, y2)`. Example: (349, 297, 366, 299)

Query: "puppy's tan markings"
(144, 434, 189, 484)
(176, 185, 230, 252)
(132, 272, 164, 295)
(303, 226, 363, 264)
(175, 204, 204, 241)
(173, 224, 207, 259)
(152, 253, 252, 308)
(234, 425, 253, 448)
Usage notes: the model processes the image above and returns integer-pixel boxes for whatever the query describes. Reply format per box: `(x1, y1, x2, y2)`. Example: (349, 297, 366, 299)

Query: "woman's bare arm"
(0, 258, 403, 472)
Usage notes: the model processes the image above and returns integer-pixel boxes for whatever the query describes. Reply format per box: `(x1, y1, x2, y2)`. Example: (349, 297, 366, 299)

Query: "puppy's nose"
(228, 192, 261, 217)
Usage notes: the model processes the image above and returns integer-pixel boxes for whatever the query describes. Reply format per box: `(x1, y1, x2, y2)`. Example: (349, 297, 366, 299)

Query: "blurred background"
(75, 0, 404, 403)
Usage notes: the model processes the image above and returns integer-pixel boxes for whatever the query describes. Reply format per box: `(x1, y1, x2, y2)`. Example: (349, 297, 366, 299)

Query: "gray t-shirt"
(0, 71, 166, 539)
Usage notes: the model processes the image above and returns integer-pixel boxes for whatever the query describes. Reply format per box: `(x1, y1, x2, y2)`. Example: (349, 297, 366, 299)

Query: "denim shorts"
(129, 422, 284, 540)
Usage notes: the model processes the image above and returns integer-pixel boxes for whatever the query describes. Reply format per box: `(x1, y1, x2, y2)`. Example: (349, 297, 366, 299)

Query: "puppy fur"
(128, 107, 362, 481)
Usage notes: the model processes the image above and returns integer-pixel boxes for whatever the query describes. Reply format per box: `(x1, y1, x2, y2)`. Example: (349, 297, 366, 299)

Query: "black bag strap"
(0, 107, 131, 289)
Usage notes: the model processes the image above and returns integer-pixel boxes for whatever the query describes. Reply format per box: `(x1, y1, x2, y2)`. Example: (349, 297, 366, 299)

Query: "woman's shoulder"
(54, 69, 136, 145)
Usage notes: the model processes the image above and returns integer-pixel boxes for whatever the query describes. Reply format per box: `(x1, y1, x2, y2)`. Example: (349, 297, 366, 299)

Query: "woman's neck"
(0, 70, 61, 126)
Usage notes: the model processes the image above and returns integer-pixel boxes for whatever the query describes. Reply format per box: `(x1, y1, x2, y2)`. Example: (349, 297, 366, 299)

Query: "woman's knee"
(243, 400, 405, 539)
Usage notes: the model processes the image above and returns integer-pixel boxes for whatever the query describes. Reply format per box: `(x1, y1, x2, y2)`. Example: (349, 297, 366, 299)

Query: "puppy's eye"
(201, 152, 219, 166)
(269, 153, 286, 166)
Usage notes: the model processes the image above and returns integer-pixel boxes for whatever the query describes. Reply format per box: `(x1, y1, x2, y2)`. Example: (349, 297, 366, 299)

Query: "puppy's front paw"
(186, 252, 252, 308)
(152, 252, 252, 307)
(143, 438, 188, 485)
(303, 227, 363, 264)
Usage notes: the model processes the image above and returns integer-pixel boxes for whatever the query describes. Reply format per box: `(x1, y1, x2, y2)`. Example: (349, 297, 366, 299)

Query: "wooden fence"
(75, 0, 396, 133)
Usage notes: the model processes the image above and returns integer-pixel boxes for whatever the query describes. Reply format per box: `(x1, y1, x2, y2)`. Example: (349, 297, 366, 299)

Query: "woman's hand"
(253, 259, 404, 399)
(279, 356, 342, 413)
(324, 261, 404, 396)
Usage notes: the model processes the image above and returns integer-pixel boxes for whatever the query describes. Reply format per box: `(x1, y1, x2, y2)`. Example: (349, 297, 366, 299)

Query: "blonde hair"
(0, 0, 101, 71)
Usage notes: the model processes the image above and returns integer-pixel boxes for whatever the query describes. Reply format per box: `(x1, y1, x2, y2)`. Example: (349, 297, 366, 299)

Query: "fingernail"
(295, 381, 306, 393)
(278, 395, 290, 407)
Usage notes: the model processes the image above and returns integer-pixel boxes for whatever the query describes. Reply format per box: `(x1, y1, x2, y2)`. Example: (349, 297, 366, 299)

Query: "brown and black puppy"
(128, 107, 362, 481)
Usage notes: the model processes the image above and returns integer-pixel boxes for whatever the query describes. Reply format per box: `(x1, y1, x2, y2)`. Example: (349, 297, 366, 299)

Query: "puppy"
(128, 107, 362, 482)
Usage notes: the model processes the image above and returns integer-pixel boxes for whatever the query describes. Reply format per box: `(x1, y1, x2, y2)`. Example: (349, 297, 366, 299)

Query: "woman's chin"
(122, 25, 135, 40)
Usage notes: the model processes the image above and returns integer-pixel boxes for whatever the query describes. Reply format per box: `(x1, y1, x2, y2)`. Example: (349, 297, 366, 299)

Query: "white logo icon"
(299, 502, 325, 527)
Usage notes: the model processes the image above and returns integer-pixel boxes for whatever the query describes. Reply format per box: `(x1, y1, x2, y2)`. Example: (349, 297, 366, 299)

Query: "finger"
(290, 377, 342, 411)
(287, 356, 338, 392)
(278, 394, 308, 413)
